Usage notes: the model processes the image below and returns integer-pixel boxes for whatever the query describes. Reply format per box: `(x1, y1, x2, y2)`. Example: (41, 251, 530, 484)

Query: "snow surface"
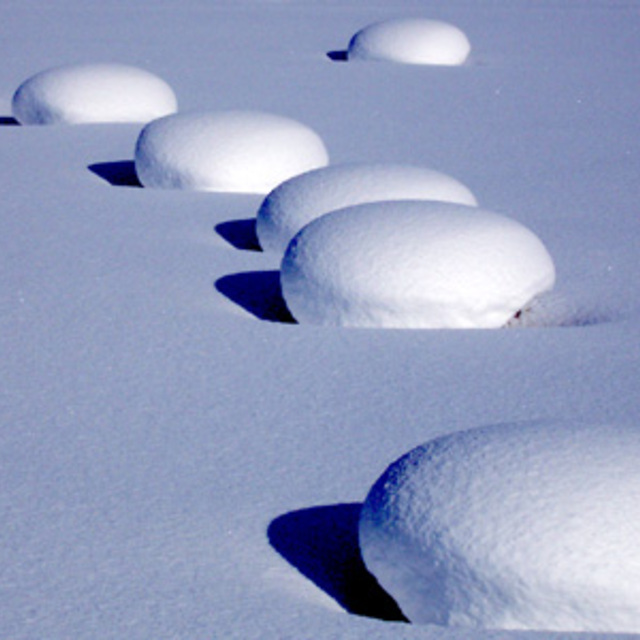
(359, 421, 640, 632)
(256, 163, 478, 254)
(1, 1, 640, 639)
(12, 63, 177, 125)
(280, 201, 555, 329)
(134, 110, 329, 193)
(347, 19, 471, 66)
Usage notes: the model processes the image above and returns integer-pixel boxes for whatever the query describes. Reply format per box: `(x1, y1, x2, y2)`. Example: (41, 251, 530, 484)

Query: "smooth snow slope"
(280, 201, 555, 329)
(1, 2, 639, 639)
(256, 163, 478, 254)
(135, 110, 329, 193)
(347, 18, 471, 66)
(360, 421, 640, 631)
(12, 63, 177, 125)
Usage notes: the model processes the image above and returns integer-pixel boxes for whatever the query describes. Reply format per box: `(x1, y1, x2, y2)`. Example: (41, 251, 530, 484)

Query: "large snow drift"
(280, 201, 555, 329)
(347, 19, 471, 66)
(256, 163, 478, 254)
(12, 63, 177, 125)
(134, 110, 329, 193)
(359, 421, 640, 632)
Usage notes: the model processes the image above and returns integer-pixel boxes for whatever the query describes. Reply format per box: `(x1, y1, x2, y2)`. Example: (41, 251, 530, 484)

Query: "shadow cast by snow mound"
(215, 218, 261, 251)
(327, 50, 348, 62)
(0, 116, 19, 126)
(215, 270, 295, 323)
(88, 161, 141, 187)
(268, 503, 407, 622)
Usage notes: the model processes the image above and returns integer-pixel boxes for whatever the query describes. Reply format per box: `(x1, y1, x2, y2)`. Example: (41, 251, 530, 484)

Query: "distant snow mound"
(12, 63, 177, 125)
(256, 163, 477, 254)
(347, 19, 471, 66)
(280, 201, 555, 329)
(359, 421, 640, 632)
(134, 110, 329, 193)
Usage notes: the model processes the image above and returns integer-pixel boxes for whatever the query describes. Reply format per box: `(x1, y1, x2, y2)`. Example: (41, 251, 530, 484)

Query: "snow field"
(256, 163, 478, 255)
(134, 110, 329, 194)
(2, 3, 639, 639)
(358, 421, 640, 632)
(11, 63, 177, 125)
(280, 201, 555, 329)
(347, 19, 471, 66)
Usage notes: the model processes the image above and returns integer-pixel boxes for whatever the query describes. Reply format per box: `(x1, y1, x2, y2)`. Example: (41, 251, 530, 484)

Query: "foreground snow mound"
(256, 163, 478, 254)
(359, 421, 640, 632)
(134, 110, 329, 193)
(280, 201, 555, 329)
(12, 63, 177, 125)
(347, 19, 471, 66)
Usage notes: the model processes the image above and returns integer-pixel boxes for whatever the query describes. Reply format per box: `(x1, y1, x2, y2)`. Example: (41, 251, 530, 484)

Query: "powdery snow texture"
(347, 19, 471, 66)
(359, 421, 640, 632)
(280, 201, 555, 329)
(12, 63, 177, 125)
(134, 110, 329, 194)
(256, 163, 478, 254)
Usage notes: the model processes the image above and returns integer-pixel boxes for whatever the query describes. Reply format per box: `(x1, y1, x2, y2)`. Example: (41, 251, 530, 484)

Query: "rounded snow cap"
(347, 18, 471, 66)
(134, 110, 329, 194)
(280, 201, 555, 329)
(256, 163, 478, 254)
(359, 421, 640, 632)
(12, 63, 177, 125)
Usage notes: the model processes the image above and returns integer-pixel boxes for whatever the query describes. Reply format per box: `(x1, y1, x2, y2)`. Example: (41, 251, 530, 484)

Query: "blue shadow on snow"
(268, 503, 407, 622)
(215, 218, 262, 252)
(215, 270, 296, 324)
(0, 116, 19, 125)
(88, 161, 141, 187)
(327, 50, 348, 62)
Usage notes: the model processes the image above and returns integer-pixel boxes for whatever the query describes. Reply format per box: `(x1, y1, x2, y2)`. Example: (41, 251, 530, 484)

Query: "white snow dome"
(280, 201, 555, 329)
(347, 18, 471, 66)
(359, 421, 640, 632)
(134, 110, 329, 194)
(256, 163, 478, 254)
(12, 63, 177, 125)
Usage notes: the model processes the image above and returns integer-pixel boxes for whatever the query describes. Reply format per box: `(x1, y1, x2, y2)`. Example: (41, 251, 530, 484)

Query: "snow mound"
(12, 63, 177, 125)
(256, 163, 478, 254)
(347, 19, 471, 66)
(280, 201, 555, 329)
(134, 110, 329, 194)
(359, 421, 640, 632)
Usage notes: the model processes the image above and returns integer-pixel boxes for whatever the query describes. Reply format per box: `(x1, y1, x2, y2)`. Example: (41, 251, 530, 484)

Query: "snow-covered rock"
(12, 63, 177, 125)
(359, 421, 640, 632)
(256, 163, 478, 254)
(347, 19, 471, 66)
(280, 201, 555, 329)
(134, 110, 329, 193)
